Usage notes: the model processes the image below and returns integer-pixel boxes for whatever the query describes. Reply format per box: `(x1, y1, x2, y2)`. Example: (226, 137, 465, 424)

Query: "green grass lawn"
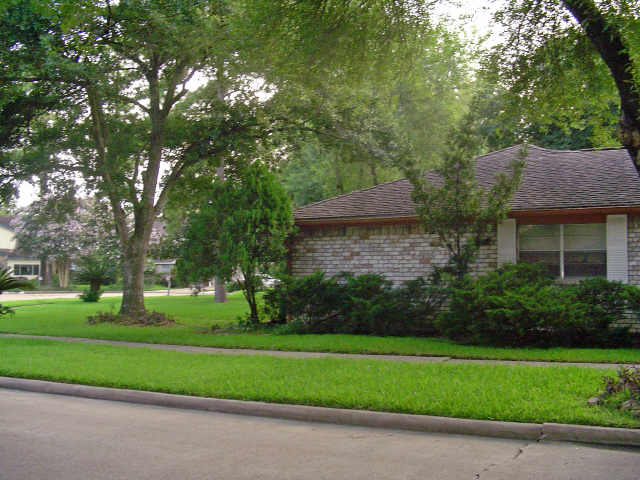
(0, 337, 637, 428)
(1, 294, 640, 364)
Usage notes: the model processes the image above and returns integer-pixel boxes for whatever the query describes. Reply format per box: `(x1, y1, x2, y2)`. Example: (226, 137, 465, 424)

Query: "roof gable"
(294, 145, 640, 222)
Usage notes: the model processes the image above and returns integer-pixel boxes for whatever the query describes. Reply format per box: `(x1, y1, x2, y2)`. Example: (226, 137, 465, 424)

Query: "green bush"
(78, 289, 103, 303)
(441, 263, 635, 347)
(264, 271, 445, 336)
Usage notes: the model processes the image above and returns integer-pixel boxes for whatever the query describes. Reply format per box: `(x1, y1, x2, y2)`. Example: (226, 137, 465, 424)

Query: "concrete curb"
(2, 376, 639, 447)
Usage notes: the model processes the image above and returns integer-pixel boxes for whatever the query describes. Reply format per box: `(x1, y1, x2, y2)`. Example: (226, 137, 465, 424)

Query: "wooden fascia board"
(295, 206, 640, 228)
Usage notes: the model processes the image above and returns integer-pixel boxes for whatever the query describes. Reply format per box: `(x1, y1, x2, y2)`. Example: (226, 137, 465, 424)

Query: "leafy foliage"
(78, 288, 103, 303)
(0, 0, 439, 317)
(441, 263, 636, 347)
(408, 131, 523, 280)
(74, 253, 118, 297)
(264, 271, 446, 336)
(179, 162, 294, 323)
(0, 266, 34, 318)
(491, 0, 640, 163)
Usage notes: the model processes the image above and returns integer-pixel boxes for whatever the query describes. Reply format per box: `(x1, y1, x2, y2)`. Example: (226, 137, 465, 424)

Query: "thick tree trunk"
(120, 239, 148, 319)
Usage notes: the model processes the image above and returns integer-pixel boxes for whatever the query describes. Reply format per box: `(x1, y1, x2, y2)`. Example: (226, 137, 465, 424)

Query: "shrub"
(441, 263, 635, 347)
(263, 271, 445, 336)
(79, 288, 103, 303)
(263, 271, 343, 330)
(597, 367, 640, 418)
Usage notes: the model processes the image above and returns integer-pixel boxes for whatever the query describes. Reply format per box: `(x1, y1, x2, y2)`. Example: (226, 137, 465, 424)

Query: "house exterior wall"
(291, 223, 497, 285)
(0, 225, 16, 251)
(627, 215, 640, 288)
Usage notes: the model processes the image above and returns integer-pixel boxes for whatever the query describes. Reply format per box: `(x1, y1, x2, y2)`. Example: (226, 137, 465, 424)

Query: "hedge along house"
(290, 145, 640, 289)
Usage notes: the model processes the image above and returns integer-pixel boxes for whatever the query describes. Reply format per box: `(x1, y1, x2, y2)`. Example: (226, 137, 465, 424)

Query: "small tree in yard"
(179, 162, 294, 323)
(408, 132, 524, 282)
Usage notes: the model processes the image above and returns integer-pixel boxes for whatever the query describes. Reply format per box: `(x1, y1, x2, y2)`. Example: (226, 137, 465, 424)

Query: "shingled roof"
(294, 145, 640, 222)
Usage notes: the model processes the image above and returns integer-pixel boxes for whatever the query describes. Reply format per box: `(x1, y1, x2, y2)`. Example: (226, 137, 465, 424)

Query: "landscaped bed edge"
(2, 376, 638, 447)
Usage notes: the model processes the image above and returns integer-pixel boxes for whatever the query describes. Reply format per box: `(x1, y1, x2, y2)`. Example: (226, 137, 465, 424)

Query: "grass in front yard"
(1, 337, 637, 428)
(1, 294, 640, 364)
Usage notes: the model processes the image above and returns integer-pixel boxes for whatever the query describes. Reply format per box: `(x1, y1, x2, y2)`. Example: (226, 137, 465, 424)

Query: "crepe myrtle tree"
(408, 129, 524, 283)
(12, 196, 119, 288)
(178, 162, 294, 323)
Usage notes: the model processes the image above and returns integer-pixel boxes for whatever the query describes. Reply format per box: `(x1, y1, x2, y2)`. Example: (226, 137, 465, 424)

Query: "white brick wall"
(291, 223, 497, 285)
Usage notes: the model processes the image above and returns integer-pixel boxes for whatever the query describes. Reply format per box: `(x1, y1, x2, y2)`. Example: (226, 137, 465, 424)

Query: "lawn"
(0, 337, 637, 428)
(1, 294, 640, 364)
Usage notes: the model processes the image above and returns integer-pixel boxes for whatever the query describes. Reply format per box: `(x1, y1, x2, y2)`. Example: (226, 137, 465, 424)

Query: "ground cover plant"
(1, 295, 640, 364)
(0, 337, 638, 428)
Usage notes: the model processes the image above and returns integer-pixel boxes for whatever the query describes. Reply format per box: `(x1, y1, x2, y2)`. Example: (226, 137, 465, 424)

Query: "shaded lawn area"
(0, 337, 636, 428)
(1, 294, 640, 364)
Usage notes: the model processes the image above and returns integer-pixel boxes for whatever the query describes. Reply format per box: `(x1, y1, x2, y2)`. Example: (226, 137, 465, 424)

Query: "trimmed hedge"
(441, 264, 638, 347)
(264, 271, 445, 336)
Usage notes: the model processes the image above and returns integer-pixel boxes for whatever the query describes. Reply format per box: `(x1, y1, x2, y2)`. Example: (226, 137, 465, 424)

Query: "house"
(290, 145, 640, 288)
(0, 216, 41, 280)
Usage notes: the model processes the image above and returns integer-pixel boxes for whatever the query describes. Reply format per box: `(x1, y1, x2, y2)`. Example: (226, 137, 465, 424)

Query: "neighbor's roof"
(294, 145, 640, 222)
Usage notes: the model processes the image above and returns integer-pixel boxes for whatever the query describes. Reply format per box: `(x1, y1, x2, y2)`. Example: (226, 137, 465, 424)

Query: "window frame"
(517, 223, 606, 280)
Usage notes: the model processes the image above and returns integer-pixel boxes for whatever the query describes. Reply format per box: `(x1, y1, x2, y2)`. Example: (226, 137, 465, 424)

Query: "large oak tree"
(494, 0, 640, 164)
(0, 0, 432, 318)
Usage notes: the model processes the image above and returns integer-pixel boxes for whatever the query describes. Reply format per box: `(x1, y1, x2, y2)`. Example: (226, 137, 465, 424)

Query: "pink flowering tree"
(12, 197, 119, 288)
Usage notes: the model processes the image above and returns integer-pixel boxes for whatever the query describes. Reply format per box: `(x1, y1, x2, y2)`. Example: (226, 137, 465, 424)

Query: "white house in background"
(0, 216, 41, 280)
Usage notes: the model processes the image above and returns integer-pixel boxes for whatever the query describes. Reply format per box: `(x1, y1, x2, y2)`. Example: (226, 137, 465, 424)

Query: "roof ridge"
(294, 177, 408, 211)
(527, 145, 625, 153)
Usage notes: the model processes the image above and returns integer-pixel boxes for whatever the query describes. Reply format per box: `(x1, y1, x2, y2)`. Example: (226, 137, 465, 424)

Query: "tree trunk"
(214, 163, 227, 303)
(54, 259, 70, 288)
(41, 258, 52, 286)
(119, 237, 148, 319)
(89, 279, 101, 293)
(562, 0, 640, 169)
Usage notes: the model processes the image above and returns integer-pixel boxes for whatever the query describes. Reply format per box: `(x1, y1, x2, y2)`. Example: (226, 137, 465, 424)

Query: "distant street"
(1, 388, 639, 480)
(0, 288, 196, 301)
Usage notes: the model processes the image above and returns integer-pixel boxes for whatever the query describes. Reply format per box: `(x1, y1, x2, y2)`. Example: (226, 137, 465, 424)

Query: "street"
(0, 388, 638, 479)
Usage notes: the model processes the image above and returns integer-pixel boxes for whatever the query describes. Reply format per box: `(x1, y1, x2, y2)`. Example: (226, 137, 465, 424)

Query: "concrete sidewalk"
(2, 388, 639, 480)
(0, 333, 631, 369)
(0, 288, 194, 301)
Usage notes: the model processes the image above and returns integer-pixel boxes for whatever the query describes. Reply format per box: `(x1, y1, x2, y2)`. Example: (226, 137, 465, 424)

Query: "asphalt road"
(1, 389, 639, 480)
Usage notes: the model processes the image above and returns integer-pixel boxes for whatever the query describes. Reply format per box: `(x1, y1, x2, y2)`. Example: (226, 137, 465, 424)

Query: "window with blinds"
(517, 223, 606, 279)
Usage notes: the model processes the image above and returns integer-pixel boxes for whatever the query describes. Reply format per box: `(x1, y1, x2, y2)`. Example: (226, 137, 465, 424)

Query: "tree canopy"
(0, 0, 438, 318)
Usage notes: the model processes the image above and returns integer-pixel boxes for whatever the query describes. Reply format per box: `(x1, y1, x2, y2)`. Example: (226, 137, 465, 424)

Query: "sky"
(15, 0, 504, 208)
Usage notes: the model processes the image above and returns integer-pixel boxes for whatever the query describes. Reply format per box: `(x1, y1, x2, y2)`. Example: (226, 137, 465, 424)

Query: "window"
(13, 264, 39, 276)
(518, 223, 606, 279)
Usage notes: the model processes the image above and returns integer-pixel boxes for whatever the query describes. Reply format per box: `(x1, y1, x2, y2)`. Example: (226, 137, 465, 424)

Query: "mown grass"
(1, 295, 640, 364)
(0, 337, 636, 428)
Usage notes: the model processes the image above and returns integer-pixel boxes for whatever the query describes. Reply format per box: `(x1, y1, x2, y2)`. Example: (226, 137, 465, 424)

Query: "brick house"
(290, 145, 640, 288)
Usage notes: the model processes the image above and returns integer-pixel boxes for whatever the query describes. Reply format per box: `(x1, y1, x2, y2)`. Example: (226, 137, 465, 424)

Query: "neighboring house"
(0, 216, 41, 280)
(291, 145, 640, 288)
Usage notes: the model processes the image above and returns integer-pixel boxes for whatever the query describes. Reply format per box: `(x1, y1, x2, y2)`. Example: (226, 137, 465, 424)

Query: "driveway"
(0, 388, 638, 480)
